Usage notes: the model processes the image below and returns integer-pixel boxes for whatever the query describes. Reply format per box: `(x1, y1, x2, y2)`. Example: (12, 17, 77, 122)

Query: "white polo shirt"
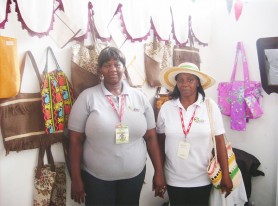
(68, 81, 156, 181)
(156, 94, 225, 187)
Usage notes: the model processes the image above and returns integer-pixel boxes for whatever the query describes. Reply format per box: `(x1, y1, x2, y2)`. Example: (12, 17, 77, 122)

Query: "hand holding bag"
(0, 36, 20, 98)
(217, 42, 263, 131)
(206, 98, 242, 191)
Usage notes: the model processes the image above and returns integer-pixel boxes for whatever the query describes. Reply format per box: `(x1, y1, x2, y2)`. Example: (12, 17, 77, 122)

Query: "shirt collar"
(173, 93, 204, 108)
(100, 80, 129, 96)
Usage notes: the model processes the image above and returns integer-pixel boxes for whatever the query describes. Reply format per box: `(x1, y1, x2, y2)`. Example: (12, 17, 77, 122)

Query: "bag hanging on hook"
(0, 36, 20, 98)
(41, 47, 74, 134)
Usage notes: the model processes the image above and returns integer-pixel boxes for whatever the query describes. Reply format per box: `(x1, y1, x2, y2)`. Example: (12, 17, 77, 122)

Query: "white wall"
(0, 0, 278, 206)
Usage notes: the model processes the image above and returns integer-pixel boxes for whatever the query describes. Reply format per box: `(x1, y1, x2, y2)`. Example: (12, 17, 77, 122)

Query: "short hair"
(98, 47, 126, 69)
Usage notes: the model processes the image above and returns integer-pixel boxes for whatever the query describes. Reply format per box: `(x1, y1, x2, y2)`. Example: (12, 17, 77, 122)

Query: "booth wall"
(0, 0, 277, 206)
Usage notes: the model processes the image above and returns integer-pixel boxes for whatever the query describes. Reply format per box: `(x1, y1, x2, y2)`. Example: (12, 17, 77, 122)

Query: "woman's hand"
(71, 177, 86, 204)
(152, 171, 167, 198)
(221, 173, 233, 197)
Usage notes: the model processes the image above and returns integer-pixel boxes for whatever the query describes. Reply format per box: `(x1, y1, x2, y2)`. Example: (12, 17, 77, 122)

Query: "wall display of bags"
(0, 51, 64, 154)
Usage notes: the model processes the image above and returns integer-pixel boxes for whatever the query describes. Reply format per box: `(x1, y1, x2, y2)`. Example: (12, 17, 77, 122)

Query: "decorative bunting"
(234, 0, 243, 21)
(226, 0, 234, 14)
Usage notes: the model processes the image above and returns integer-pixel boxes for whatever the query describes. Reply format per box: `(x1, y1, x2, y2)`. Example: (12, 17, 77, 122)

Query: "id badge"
(115, 124, 129, 144)
(177, 141, 191, 159)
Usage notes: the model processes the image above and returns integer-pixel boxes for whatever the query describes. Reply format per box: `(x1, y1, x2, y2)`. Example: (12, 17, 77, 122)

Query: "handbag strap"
(205, 98, 218, 163)
(19, 51, 42, 91)
(35, 145, 55, 178)
(230, 41, 250, 82)
(43, 46, 60, 73)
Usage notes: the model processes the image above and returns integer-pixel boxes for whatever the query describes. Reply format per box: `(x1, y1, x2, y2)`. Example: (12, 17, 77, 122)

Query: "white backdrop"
(0, 0, 278, 206)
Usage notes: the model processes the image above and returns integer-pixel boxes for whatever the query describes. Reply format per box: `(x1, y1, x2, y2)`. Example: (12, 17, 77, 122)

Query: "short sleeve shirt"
(156, 94, 225, 187)
(68, 81, 155, 180)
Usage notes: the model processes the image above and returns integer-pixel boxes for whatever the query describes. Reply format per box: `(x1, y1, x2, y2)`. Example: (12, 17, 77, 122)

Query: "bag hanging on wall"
(71, 15, 104, 97)
(33, 146, 56, 206)
(41, 47, 74, 134)
(144, 36, 173, 87)
(153, 87, 171, 121)
(206, 99, 242, 191)
(217, 42, 263, 131)
(0, 36, 20, 98)
(172, 32, 201, 67)
(0, 51, 63, 154)
(33, 145, 66, 206)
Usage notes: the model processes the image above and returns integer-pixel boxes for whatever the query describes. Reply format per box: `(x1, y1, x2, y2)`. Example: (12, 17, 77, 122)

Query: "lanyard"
(106, 95, 126, 123)
(179, 106, 197, 138)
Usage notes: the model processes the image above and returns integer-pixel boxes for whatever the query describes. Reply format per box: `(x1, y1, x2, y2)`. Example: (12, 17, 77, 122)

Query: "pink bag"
(218, 42, 263, 131)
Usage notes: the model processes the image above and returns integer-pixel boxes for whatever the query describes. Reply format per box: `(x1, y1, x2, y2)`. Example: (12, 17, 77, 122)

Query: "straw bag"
(0, 51, 62, 154)
(154, 87, 171, 121)
(0, 36, 20, 98)
(206, 99, 242, 190)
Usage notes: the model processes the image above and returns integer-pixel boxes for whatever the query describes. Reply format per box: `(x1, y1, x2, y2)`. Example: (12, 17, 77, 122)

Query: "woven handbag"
(153, 87, 171, 121)
(206, 98, 242, 190)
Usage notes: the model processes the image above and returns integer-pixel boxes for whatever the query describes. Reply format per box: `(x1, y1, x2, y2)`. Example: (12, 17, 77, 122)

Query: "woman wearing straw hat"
(156, 62, 233, 205)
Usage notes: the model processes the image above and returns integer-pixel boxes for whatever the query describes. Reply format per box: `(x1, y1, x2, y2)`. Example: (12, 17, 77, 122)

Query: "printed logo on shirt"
(194, 116, 205, 123)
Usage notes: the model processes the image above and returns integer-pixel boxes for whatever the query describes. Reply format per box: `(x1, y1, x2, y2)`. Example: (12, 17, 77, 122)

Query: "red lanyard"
(106, 95, 126, 123)
(179, 106, 197, 138)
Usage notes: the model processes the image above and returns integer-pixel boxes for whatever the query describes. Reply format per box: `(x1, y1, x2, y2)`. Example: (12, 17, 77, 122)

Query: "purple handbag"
(218, 42, 263, 131)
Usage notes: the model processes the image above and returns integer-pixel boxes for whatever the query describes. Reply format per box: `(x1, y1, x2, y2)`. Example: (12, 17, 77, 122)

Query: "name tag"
(177, 141, 191, 159)
(115, 124, 129, 144)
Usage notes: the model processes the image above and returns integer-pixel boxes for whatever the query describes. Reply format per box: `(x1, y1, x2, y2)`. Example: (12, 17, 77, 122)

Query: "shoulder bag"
(41, 47, 74, 134)
(218, 42, 263, 131)
(206, 98, 242, 190)
(0, 51, 62, 154)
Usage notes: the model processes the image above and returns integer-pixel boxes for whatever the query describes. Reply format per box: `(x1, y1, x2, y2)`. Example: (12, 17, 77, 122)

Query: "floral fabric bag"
(217, 42, 263, 131)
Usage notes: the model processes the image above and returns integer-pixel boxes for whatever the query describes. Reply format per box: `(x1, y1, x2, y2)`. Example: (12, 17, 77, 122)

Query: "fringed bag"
(0, 51, 63, 154)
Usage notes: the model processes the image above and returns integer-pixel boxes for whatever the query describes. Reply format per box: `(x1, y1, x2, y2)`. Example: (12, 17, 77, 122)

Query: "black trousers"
(81, 166, 146, 206)
(167, 184, 212, 206)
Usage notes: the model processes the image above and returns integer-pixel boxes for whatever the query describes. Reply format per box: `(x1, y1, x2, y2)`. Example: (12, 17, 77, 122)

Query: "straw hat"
(159, 62, 215, 91)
